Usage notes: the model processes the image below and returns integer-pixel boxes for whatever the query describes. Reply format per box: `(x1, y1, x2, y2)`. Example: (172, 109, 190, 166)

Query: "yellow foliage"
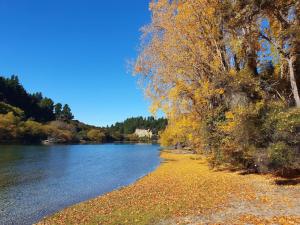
(225, 111, 234, 120)
(134, 0, 299, 172)
(0, 112, 20, 139)
(87, 129, 105, 142)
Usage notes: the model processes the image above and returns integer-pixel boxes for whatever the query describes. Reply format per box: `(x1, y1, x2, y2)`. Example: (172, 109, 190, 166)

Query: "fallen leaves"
(38, 151, 299, 225)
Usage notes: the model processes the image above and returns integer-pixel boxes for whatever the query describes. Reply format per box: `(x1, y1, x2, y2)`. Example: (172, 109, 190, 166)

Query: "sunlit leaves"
(38, 152, 300, 225)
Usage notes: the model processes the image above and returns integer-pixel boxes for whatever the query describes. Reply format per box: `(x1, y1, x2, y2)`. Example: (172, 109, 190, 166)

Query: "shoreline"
(35, 150, 163, 225)
(34, 163, 161, 225)
(0, 141, 159, 146)
(38, 150, 300, 225)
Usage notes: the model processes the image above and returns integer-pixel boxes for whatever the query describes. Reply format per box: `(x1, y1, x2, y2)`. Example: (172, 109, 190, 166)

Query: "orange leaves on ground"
(37, 152, 263, 225)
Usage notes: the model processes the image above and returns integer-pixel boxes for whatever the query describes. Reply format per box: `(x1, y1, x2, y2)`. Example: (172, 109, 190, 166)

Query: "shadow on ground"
(274, 178, 300, 186)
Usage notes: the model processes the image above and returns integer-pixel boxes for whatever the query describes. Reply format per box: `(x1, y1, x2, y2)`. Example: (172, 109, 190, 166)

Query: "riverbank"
(38, 150, 300, 225)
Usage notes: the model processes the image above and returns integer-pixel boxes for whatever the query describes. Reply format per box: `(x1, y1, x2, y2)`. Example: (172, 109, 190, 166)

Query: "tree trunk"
(288, 58, 300, 108)
(247, 49, 258, 76)
(294, 5, 300, 102)
(234, 54, 240, 72)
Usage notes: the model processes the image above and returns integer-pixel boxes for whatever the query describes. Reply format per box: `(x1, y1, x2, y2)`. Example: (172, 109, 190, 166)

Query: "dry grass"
(38, 151, 300, 225)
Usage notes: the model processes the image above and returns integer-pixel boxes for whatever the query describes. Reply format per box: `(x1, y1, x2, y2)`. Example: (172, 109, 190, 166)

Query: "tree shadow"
(213, 166, 246, 173)
(161, 158, 178, 164)
(238, 170, 259, 175)
(274, 178, 300, 186)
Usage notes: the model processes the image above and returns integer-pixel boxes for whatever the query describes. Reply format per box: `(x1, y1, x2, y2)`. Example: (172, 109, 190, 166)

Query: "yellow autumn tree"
(135, 0, 300, 173)
(136, 0, 229, 148)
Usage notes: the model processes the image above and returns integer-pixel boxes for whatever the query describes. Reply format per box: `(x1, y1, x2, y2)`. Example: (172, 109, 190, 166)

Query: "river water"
(0, 144, 161, 225)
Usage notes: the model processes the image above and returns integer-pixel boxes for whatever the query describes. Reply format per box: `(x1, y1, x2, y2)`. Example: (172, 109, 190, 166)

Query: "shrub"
(0, 102, 25, 118)
(19, 120, 47, 142)
(0, 112, 21, 141)
(261, 105, 300, 174)
(206, 100, 300, 173)
(268, 142, 297, 170)
(87, 129, 106, 142)
(46, 121, 78, 143)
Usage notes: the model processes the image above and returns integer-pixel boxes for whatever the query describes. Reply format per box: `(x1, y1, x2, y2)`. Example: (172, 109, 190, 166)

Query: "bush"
(0, 112, 21, 141)
(263, 105, 300, 173)
(0, 102, 25, 117)
(87, 129, 106, 142)
(46, 121, 78, 143)
(19, 120, 47, 142)
(264, 105, 300, 145)
(205, 100, 300, 173)
(268, 142, 296, 170)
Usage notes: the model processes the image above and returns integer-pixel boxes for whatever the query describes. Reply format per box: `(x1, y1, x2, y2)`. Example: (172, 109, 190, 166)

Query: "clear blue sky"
(0, 0, 153, 126)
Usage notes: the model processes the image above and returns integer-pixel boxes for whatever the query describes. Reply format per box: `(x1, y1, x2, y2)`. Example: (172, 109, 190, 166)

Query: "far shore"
(37, 150, 300, 225)
(0, 140, 159, 146)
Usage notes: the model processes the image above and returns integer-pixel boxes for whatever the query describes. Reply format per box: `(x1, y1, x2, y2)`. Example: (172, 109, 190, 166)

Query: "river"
(0, 144, 161, 225)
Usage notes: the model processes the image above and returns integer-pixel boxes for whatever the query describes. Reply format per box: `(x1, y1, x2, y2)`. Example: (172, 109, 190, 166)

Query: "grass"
(38, 150, 300, 225)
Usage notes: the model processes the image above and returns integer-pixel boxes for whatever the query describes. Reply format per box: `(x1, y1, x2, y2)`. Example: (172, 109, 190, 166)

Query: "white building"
(134, 129, 153, 138)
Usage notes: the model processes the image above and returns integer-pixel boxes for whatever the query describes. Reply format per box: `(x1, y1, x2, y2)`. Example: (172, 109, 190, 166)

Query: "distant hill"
(0, 75, 167, 144)
(108, 116, 167, 135)
(0, 75, 100, 143)
(106, 116, 167, 142)
(0, 75, 60, 122)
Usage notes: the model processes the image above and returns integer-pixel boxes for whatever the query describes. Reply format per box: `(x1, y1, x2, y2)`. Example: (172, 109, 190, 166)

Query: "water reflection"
(0, 145, 70, 189)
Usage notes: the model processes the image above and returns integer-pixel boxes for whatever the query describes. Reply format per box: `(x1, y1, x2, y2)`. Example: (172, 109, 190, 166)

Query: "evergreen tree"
(54, 103, 62, 119)
(61, 104, 74, 121)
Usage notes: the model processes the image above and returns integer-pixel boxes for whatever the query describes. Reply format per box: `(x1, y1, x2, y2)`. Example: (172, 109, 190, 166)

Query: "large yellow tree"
(135, 0, 300, 171)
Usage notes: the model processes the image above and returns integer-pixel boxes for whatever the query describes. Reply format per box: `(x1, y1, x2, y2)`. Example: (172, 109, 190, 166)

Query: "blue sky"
(0, 0, 153, 126)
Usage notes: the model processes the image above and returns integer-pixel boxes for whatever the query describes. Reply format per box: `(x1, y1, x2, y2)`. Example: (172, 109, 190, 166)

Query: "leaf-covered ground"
(38, 151, 300, 225)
